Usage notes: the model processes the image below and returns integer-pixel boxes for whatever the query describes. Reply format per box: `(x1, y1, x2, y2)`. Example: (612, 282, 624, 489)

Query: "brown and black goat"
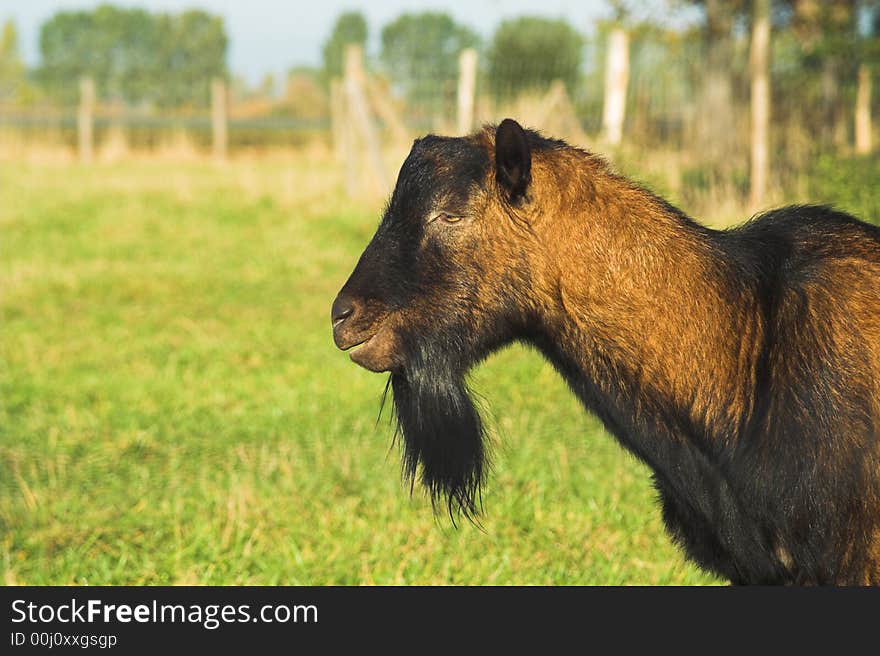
(331, 119, 880, 585)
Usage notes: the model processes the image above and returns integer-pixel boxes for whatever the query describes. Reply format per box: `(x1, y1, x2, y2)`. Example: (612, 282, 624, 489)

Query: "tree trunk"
(749, 0, 771, 210)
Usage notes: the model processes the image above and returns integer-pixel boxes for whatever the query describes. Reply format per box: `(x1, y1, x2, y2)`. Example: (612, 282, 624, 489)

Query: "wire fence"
(0, 105, 329, 151)
(1, 25, 876, 183)
(0, 31, 669, 148)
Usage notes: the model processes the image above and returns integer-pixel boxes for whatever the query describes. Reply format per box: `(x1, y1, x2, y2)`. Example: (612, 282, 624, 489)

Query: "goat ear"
(495, 118, 531, 203)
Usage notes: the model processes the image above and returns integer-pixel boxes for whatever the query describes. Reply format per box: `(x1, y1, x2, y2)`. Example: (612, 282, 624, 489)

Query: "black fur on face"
(355, 137, 495, 519)
(336, 125, 535, 520)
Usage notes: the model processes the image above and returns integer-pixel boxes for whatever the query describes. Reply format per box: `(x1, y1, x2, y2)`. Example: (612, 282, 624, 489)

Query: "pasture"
(9, 147, 868, 586)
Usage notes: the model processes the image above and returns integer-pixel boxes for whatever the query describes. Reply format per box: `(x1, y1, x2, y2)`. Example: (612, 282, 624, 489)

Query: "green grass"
(0, 155, 720, 585)
(807, 153, 880, 225)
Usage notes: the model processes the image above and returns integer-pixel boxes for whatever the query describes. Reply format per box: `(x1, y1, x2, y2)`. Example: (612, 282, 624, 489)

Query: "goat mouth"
(343, 334, 375, 352)
(346, 324, 400, 373)
(333, 324, 377, 351)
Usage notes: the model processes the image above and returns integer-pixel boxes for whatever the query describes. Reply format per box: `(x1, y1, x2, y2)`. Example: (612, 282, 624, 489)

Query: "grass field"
(13, 147, 872, 586)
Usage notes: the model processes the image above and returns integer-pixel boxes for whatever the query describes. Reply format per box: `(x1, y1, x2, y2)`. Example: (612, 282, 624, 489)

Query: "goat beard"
(387, 354, 488, 521)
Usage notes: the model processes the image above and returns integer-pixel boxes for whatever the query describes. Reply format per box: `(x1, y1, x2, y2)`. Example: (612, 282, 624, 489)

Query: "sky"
(1, 0, 651, 85)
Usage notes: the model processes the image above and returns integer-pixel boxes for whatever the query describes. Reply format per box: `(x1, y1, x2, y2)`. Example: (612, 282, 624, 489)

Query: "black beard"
(385, 352, 488, 521)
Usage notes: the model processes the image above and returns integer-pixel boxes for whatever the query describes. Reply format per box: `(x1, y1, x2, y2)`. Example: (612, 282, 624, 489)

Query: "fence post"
(344, 44, 388, 197)
(365, 77, 409, 145)
(602, 28, 629, 146)
(541, 80, 588, 146)
(211, 77, 228, 160)
(749, 0, 771, 209)
(77, 76, 95, 163)
(331, 77, 358, 197)
(457, 48, 477, 136)
(103, 98, 128, 161)
(330, 78, 346, 161)
(855, 63, 873, 155)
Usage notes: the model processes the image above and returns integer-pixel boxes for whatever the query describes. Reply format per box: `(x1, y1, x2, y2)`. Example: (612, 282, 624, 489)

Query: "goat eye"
(437, 212, 462, 224)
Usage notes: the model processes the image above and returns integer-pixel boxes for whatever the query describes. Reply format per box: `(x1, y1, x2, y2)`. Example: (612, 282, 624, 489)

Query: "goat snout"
(331, 293, 356, 325)
(331, 293, 370, 351)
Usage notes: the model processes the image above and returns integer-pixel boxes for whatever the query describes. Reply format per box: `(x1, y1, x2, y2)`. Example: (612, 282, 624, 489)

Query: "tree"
(35, 6, 226, 107)
(37, 6, 158, 104)
(785, 0, 860, 147)
(37, 10, 98, 104)
(487, 17, 584, 99)
(154, 10, 228, 107)
(380, 12, 479, 112)
(322, 12, 367, 82)
(0, 20, 27, 102)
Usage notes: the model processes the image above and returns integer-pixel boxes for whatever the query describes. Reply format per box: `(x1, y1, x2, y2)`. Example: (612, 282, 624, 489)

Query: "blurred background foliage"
(0, 2, 877, 183)
(33, 6, 226, 107)
(380, 12, 479, 116)
(321, 11, 368, 84)
(0, 1, 876, 213)
(486, 17, 584, 100)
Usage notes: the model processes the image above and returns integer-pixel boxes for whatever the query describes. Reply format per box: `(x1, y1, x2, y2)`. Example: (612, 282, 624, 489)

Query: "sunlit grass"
(0, 155, 726, 585)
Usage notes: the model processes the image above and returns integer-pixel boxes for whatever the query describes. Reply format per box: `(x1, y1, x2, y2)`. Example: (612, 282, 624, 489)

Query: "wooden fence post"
(331, 77, 358, 198)
(540, 80, 588, 146)
(365, 77, 409, 145)
(855, 63, 873, 155)
(103, 98, 128, 161)
(330, 78, 346, 161)
(602, 28, 629, 146)
(344, 44, 388, 197)
(77, 76, 95, 163)
(457, 48, 477, 136)
(211, 77, 228, 160)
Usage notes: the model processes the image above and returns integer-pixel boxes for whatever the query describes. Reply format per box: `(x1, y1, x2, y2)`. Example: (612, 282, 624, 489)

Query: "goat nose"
(331, 293, 355, 325)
